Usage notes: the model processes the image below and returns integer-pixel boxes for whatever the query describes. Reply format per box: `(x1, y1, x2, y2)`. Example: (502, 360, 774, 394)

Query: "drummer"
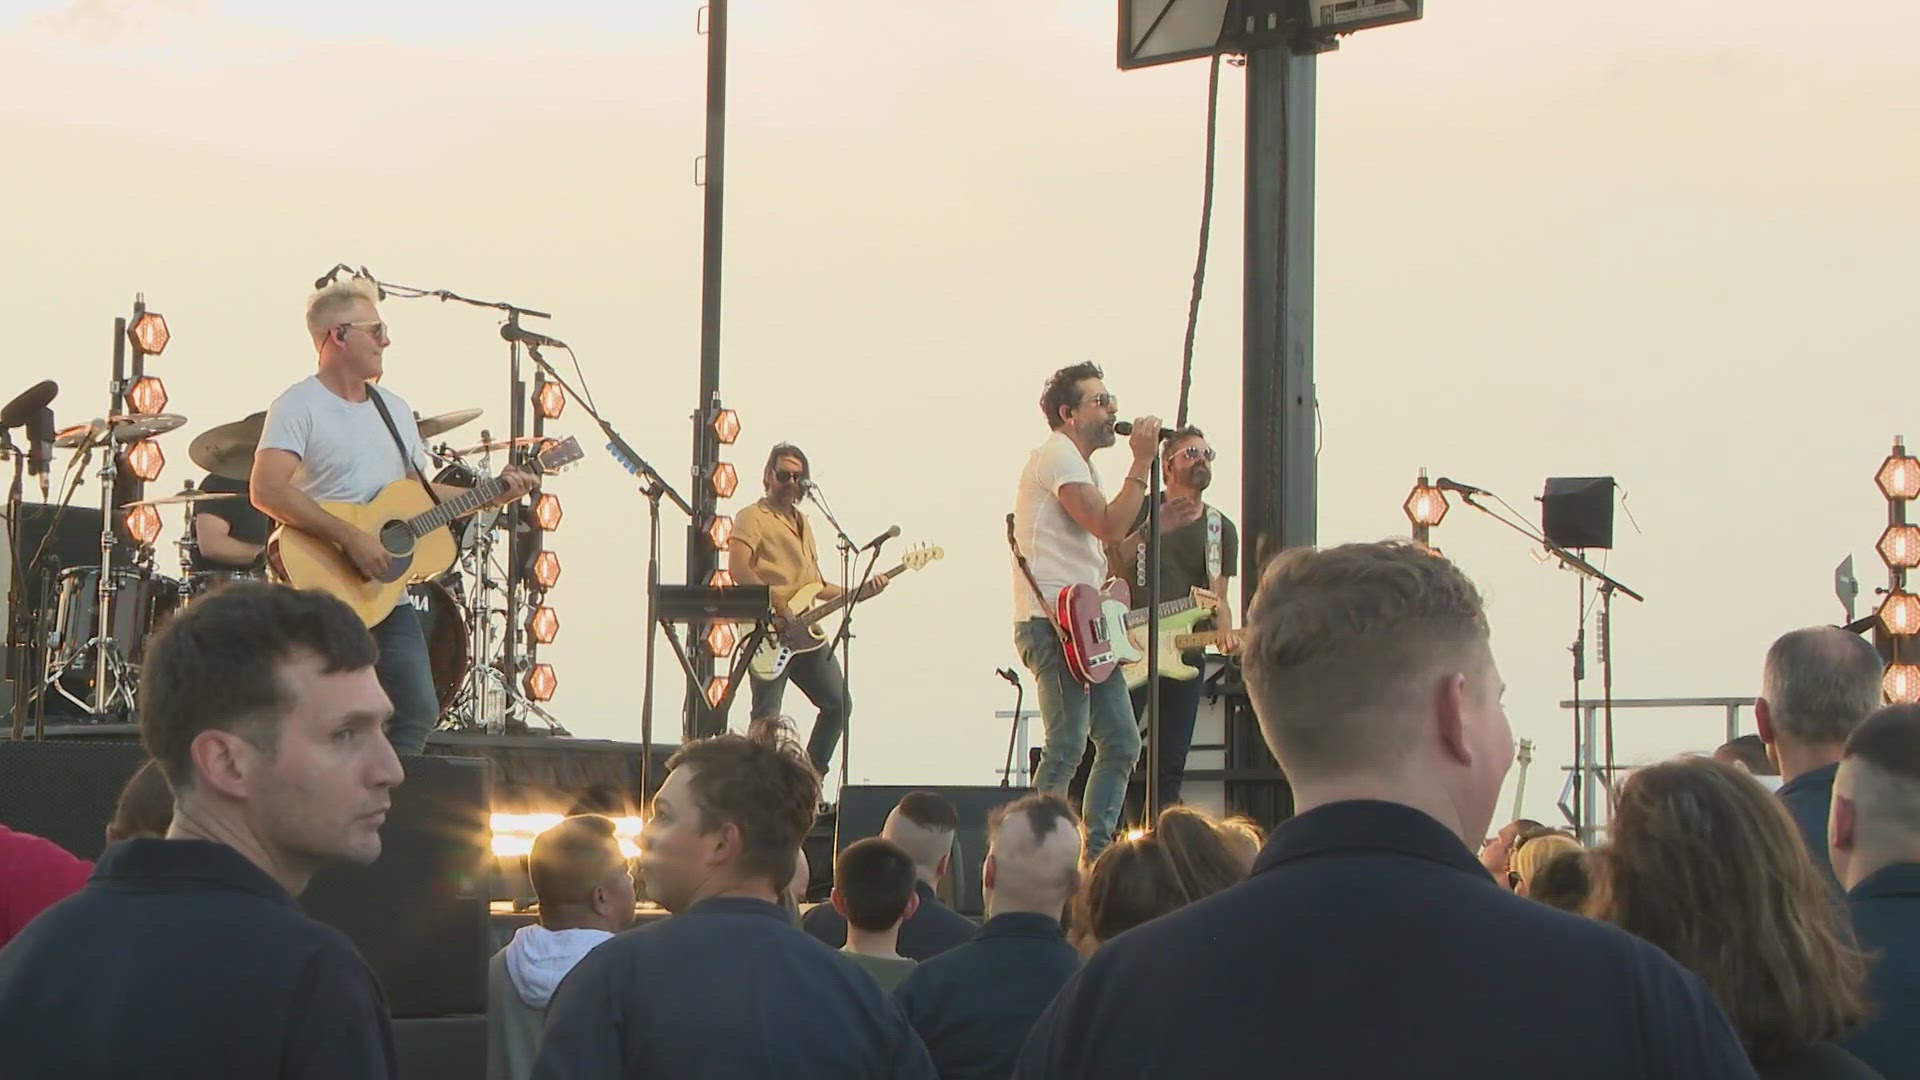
(188, 412, 271, 574)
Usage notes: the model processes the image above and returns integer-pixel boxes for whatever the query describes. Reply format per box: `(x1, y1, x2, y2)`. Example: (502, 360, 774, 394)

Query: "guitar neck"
(1122, 594, 1205, 630)
(792, 560, 910, 628)
(402, 478, 506, 538)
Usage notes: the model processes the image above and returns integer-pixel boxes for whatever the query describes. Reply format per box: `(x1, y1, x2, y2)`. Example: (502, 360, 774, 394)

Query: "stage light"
(527, 605, 560, 645)
(705, 621, 738, 657)
(706, 514, 733, 551)
(711, 408, 740, 446)
(708, 569, 735, 588)
(525, 662, 558, 702)
(1878, 439, 1920, 501)
(1880, 525, 1920, 571)
(129, 310, 169, 355)
(704, 675, 730, 708)
(1403, 471, 1448, 529)
(127, 376, 168, 416)
(125, 438, 165, 482)
(490, 812, 645, 858)
(1881, 591, 1920, 636)
(126, 504, 162, 547)
(1122, 827, 1148, 844)
(533, 493, 563, 532)
(532, 551, 562, 589)
(534, 382, 566, 421)
(1886, 664, 1920, 705)
(710, 462, 738, 500)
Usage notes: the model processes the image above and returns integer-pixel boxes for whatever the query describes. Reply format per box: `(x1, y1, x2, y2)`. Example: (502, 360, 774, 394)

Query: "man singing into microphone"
(1011, 364, 1160, 855)
(729, 444, 888, 781)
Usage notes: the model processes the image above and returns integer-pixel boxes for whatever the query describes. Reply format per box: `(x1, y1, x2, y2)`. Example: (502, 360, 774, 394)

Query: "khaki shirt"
(732, 498, 824, 615)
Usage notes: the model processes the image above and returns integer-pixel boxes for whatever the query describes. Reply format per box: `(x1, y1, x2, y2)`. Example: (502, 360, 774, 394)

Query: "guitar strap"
(365, 388, 442, 508)
(1205, 507, 1223, 581)
(1006, 512, 1075, 653)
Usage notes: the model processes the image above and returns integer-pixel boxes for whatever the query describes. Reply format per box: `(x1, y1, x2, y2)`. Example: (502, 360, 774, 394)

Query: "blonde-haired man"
(251, 277, 534, 752)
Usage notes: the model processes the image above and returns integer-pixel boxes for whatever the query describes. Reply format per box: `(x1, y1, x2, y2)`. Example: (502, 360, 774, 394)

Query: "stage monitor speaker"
(833, 785, 1031, 918)
(1542, 476, 1615, 550)
(0, 741, 491, 1019)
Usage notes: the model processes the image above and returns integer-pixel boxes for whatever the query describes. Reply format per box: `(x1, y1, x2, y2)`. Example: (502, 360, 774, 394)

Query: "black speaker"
(0, 739, 146, 859)
(833, 785, 1031, 917)
(1541, 476, 1615, 550)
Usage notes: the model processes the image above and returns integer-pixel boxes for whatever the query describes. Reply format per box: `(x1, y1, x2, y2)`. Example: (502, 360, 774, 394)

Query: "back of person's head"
(1509, 833, 1582, 896)
(1833, 703, 1920, 891)
(645, 718, 819, 911)
(105, 758, 174, 845)
(1593, 756, 1868, 1065)
(1216, 815, 1265, 872)
(1713, 734, 1777, 777)
(983, 793, 1084, 918)
(530, 814, 636, 933)
(884, 790, 959, 884)
(833, 837, 919, 933)
(1525, 849, 1592, 913)
(1076, 806, 1246, 950)
(1759, 627, 1883, 750)
(1241, 542, 1510, 842)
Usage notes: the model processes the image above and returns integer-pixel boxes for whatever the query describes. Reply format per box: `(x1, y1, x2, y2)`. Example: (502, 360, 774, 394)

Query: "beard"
(1187, 464, 1212, 491)
(1091, 419, 1117, 448)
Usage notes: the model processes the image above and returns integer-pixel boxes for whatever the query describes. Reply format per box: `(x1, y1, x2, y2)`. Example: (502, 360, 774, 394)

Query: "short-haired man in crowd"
(1756, 626, 1885, 887)
(803, 790, 977, 959)
(0, 582, 403, 1078)
(488, 814, 636, 1080)
(1828, 704, 1920, 1078)
(833, 837, 922, 992)
(532, 728, 933, 1079)
(898, 793, 1084, 1080)
(1016, 542, 1756, 1078)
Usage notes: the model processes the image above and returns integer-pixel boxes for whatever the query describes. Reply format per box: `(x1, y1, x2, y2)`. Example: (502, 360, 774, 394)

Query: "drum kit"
(6, 399, 533, 730)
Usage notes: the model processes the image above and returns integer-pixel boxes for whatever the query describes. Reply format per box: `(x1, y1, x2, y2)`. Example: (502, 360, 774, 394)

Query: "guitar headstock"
(900, 543, 943, 572)
(1190, 587, 1220, 610)
(1516, 738, 1535, 767)
(532, 436, 585, 476)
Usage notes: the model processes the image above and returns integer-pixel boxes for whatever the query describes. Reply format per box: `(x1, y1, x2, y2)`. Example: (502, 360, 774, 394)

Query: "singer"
(1009, 363, 1160, 855)
(727, 443, 889, 781)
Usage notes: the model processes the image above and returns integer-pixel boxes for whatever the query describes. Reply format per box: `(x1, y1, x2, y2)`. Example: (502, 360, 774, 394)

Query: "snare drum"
(184, 567, 263, 601)
(406, 581, 470, 718)
(52, 567, 181, 672)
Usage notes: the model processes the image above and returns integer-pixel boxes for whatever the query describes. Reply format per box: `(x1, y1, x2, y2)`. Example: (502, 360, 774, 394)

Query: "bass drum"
(52, 567, 181, 674)
(406, 581, 469, 718)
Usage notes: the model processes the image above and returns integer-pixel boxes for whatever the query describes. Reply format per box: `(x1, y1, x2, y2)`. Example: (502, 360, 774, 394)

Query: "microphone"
(858, 524, 900, 553)
(27, 406, 54, 498)
(312, 263, 350, 291)
(501, 324, 568, 349)
(996, 667, 1021, 686)
(1435, 477, 1489, 496)
(1112, 420, 1178, 440)
(1, 380, 56, 429)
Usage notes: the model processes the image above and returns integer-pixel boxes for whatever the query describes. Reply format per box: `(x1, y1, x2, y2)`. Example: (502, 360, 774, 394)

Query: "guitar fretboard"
(405, 479, 506, 538)
(1121, 594, 1206, 630)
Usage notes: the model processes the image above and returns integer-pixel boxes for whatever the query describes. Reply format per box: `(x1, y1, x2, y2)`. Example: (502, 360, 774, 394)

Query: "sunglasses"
(1175, 446, 1216, 462)
(1080, 393, 1119, 409)
(773, 469, 806, 483)
(337, 320, 388, 340)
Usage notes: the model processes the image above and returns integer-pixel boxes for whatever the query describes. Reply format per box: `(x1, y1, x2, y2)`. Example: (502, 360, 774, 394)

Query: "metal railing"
(1558, 696, 1752, 844)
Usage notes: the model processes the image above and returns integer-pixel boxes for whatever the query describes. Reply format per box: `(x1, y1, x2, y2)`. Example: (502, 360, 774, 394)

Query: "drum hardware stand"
(3, 427, 29, 738)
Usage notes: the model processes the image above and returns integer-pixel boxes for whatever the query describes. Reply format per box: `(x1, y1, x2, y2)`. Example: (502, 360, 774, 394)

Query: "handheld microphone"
(1112, 420, 1178, 440)
(996, 667, 1021, 686)
(500, 324, 568, 349)
(858, 524, 901, 553)
(1435, 477, 1490, 496)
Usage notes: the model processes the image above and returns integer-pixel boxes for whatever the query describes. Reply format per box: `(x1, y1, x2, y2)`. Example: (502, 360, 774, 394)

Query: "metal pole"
(1581, 703, 1601, 844)
(1145, 451, 1162, 822)
(686, 0, 729, 738)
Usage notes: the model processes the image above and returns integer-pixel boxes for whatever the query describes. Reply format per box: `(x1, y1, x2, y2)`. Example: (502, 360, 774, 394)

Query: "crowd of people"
(3, 541, 1920, 1078)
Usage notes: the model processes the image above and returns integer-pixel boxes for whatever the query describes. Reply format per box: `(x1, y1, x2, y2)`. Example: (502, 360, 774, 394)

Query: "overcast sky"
(5, 0, 1918, 827)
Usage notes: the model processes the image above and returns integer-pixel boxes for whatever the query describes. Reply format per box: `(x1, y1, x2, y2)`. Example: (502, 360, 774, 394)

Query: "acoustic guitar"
(269, 436, 582, 627)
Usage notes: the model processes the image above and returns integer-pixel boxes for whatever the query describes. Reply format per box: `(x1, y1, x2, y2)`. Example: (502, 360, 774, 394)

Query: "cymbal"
(417, 408, 482, 439)
(188, 412, 267, 482)
(54, 413, 188, 449)
(122, 490, 244, 508)
(449, 435, 549, 456)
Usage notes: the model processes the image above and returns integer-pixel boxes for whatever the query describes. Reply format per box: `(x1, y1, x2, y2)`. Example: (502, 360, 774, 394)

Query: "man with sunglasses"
(1105, 426, 1237, 807)
(729, 443, 888, 781)
(251, 276, 535, 753)
(1011, 363, 1161, 855)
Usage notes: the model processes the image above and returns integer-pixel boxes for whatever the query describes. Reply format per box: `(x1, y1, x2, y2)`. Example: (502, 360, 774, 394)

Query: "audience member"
(1592, 757, 1875, 1079)
(1756, 627, 1884, 887)
(1511, 833, 1583, 899)
(531, 724, 933, 1078)
(1829, 704, 1920, 1077)
(0, 582, 403, 1078)
(1717, 734, 1783, 791)
(1072, 805, 1244, 954)
(104, 757, 174, 845)
(488, 814, 636, 1080)
(0, 826, 91, 950)
(833, 837, 922, 991)
(1017, 542, 1756, 1078)
(897, 793, 1084, 1080)
(1479, 816, 1552, 885)
(1525, 847, 1593, 914)
(1215, 815, 1265, 872)
(803, 790, 977, 959)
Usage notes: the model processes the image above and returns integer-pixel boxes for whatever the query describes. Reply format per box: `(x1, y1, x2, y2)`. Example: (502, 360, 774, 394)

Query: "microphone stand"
(1144, 449, 1163, 823)
(999, 672, 1025, 788)
(1455, 491, 1643, 839)
(804, 482, 865, 791)
(523, 346, 693, 803)
(3, 427, 25, 738)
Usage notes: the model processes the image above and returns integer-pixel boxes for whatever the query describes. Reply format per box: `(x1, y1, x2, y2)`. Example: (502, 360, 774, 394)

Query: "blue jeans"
(1015, 617, 1141, 855)
(750, 646, 850, 778)
(371, 602, 438, 754)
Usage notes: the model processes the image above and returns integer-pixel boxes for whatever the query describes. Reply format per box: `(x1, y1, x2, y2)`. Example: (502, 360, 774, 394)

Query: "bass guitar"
(270, 436, 582, 627)
(748, 543, 943, 680)
(1056, 581, 1217, 686)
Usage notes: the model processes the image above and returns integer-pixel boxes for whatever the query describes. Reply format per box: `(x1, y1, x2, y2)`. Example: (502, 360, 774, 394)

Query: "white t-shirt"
(258, 375, 431, 505)
(1010, 431, 1109, 622)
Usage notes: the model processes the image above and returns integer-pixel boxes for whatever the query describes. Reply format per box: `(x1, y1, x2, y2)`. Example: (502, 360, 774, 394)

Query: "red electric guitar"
(1055, 580, 1216, 686)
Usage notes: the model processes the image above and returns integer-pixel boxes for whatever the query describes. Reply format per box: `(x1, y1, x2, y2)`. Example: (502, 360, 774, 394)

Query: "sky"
(4, 0, 1918, 830)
